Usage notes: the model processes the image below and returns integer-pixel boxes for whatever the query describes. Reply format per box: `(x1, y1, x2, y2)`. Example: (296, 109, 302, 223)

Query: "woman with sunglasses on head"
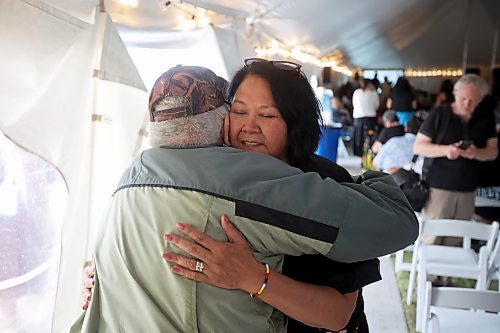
(164, 59, 381, 333)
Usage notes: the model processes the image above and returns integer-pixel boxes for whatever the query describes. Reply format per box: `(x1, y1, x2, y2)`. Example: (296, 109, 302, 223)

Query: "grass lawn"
(391, 252, 498, 333)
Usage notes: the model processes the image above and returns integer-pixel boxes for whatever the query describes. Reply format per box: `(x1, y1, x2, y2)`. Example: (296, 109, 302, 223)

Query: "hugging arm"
(163, 215, 357, 331)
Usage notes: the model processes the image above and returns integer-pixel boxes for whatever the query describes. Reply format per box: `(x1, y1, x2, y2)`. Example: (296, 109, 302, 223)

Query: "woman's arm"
(163, 215, 357, 331)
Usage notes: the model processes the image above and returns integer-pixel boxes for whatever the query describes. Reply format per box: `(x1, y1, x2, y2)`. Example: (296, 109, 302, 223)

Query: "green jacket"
(69, 147, 417, 333)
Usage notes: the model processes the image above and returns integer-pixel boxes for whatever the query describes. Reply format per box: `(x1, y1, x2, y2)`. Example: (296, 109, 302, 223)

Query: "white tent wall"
(0, 0, 148, 331)
(212, 25, 256, 78)
(123, 26, 233, 90)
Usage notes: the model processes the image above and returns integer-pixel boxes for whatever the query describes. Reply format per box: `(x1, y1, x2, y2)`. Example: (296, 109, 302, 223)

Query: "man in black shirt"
(414, 74, 498, 228)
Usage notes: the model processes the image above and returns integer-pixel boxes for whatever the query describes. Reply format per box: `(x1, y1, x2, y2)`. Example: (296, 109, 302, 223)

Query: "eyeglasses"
(244, 58, 302, 74)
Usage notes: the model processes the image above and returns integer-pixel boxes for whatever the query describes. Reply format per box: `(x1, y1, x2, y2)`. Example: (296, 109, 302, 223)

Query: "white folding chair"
(395, 244, 414, 272)
(485, 227, 500, 291)
(395, 212, 422, 272)
(406, 219, 499, 332)
(422, 281, 500, 333)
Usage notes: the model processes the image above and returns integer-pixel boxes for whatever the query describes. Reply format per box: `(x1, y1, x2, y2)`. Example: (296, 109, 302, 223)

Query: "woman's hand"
(81, 266, 95, 310)
(163, 214, 357, 330)
(162, 214, 263, 294)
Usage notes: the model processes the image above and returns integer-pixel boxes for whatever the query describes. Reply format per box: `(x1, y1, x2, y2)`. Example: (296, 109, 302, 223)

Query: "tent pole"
(84, 9, 107, 263)
(461, 0, 472, 73)
(98, 0, 105, 13)
(490, 3, 499, 89)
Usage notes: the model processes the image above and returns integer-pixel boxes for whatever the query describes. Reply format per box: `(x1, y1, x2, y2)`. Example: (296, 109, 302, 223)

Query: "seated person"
(373, 117, 423, 173)
(371, 110, 405, 153)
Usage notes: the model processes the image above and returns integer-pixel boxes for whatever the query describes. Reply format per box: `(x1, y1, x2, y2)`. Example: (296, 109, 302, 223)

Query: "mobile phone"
(458, 140, 473, 149)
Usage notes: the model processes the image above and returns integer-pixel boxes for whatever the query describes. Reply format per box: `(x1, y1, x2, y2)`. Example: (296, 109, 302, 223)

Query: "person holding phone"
(414, 74, 498, 244)
(457, 140, 473, 150)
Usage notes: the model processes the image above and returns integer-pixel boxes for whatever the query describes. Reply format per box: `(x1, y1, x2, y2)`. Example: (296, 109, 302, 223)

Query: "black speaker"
(322, 67, 331, 84)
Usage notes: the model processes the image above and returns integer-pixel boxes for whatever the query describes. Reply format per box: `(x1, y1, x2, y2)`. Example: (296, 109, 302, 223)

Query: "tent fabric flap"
(0, 1, 149, 331)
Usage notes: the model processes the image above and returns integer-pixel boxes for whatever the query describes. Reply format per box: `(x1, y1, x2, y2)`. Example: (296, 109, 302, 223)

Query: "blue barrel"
(316, 124, 343, 163)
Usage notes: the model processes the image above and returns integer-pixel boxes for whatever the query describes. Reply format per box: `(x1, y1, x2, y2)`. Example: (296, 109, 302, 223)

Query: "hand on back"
(162, 214, 264, 294)
(81, 266, 94, 310)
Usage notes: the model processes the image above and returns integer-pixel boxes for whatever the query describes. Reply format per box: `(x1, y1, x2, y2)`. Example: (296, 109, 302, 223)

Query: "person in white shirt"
(352, 79, 379, 156)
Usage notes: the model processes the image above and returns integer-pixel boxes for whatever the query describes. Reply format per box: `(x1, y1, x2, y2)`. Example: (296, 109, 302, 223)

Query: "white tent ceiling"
(103, 0, 500, 70)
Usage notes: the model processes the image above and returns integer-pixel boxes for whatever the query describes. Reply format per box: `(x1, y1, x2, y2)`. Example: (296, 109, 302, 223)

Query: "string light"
(177, 14, 197, 31)
(255, 40, 352, 76)
(158, 0, 218, 30)
(405, 69, 463, 77)
(155, 0, 350, 75)
(114, 0, 139, 8)
(196, 8, 211, 27)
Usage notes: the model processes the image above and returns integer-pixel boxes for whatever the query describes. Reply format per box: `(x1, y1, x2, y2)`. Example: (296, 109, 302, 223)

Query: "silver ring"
(195, 260, 204, 273)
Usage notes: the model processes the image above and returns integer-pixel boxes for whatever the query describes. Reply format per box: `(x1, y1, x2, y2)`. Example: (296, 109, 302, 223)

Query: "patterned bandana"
(148, 65, 227, 122)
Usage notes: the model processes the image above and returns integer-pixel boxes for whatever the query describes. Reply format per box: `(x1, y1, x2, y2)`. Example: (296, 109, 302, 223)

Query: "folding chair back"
(423, 281, 500, 333)
(408, 219, 499, 331)
(421, 219, 496, 244)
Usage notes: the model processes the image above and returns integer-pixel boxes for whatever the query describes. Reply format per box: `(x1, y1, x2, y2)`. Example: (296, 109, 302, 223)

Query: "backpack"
(391, 106, 451, 212)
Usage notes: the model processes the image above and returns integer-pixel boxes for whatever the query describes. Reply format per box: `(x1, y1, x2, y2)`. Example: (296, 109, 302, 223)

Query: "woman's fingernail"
(164, 234, 172, 241)
(222, 215, 228, 223)
(176, 223, 185, 230)
(172, 266, 180, 273)
(162, 253, 171, 260)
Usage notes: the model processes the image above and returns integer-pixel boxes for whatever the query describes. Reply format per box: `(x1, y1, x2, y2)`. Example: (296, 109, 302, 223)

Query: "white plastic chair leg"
(406, 243, 419, 305)
(416, 250, 427, 332)
(395, 249, 404, 272)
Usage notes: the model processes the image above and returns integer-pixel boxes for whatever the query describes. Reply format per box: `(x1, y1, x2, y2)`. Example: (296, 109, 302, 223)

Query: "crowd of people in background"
(321, 72, 500, 225)
(324, 73, 499, 152)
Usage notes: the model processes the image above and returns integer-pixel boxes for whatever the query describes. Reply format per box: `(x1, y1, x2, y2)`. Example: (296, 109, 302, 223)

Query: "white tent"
(0, 0, 149, 331)
(0, 1, 499, 332)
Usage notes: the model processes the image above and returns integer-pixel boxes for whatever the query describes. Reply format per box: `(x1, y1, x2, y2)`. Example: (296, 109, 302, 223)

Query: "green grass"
(391, 252, 498, 333)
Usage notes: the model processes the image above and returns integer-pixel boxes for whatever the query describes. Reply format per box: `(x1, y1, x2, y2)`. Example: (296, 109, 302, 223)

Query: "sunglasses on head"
(244, 58, 302, 75)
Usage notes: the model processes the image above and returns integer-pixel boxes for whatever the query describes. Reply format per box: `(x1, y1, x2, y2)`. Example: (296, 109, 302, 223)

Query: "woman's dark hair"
(392, 76, 412, 93)
(393, 76, 412, 92)
(228, 61, 322, 167)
